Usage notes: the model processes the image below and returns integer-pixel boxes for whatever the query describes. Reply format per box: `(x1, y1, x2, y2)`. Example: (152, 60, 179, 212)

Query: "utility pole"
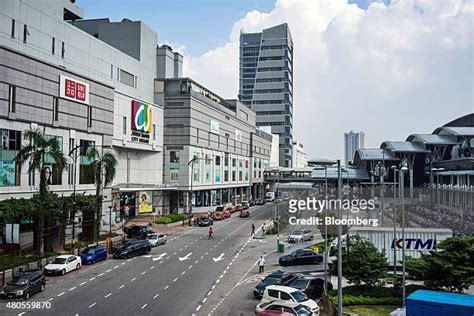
(337, 160, 343, 316)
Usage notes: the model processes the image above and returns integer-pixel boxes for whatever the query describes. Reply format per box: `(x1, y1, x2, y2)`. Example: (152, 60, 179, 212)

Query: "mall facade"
(0, 0, 273, 227)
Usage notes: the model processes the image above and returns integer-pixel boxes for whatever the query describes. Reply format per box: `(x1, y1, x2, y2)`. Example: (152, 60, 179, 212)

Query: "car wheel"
(24, 292, 30, 300)
(40, 283, 45, 292)
(76, 263, 81, 270)
(61, 269, 66, 275)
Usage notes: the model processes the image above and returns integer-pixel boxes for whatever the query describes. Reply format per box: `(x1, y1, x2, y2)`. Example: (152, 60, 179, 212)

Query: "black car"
(242, 202, 250, 210)
(253, 271, 298, 298)
(288, 276, 333, 300)
(198, 217, 214, 227)
(112, 240, 151, 259)
(1, 271, 45, 300)
(279, 249, 323, 266)
(123, 225, 154, 240)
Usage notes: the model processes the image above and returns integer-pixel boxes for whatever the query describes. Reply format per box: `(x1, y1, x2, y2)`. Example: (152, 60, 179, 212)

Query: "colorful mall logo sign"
(131, 100, 152, 143)
(59, 75, 89, 105)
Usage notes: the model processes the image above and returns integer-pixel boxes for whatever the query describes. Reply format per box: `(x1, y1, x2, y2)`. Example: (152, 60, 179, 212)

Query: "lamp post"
(108, 205, 113, 235)
(336, 160, 343, 316)
(399, 161, 408, 307)
(391, 165, 398, 285)
(68, 144, 85, 245)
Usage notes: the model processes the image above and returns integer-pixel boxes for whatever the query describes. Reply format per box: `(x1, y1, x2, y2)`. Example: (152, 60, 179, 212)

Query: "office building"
(344, 130, 365, 166)
(239, 23, 294, 167)
(292, 141, 308, 168)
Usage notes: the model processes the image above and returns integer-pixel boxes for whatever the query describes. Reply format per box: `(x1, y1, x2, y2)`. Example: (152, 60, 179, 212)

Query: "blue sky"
(78, 0, 387, 56)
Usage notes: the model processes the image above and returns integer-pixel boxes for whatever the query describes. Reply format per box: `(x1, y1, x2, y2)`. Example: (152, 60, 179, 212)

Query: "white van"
(261, 285, 319, 315)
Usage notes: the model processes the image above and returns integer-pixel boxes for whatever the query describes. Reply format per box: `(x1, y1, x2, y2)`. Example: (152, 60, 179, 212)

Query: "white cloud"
(183, 0, 473, 160)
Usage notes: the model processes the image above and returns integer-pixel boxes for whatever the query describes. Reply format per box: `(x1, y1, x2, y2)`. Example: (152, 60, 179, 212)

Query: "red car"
(239, 210, 250, 218)
(234, 205, 243, 213)
(213, 212, 224, 220)
(225, 206, 234, 214)
(223, 210, 231, 218)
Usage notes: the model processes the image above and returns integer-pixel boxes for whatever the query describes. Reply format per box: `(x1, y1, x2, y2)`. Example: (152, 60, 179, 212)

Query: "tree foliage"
(406, 236, 474, 292)
(333, 235, 388, 287)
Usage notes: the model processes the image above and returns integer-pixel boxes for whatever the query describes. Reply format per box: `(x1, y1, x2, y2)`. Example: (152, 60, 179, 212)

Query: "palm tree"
(86, 147, 117, 243)
(15, 128, 67, 254)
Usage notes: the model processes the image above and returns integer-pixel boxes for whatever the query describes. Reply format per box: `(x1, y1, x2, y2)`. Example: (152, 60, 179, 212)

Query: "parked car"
(243, 202, 250, 210)
(261, 285, 319, 315)
(259, 311, 294, 316)
(288, 229, 314, 243)
(213, 212, 225, 221)
(234, 205, 243, 213)
(279, 249, 323, 266)
(239, 210, 250, 218)
(44, 255, 81, 275)
(254, 271, 299, 298)
(256, 300, 313, 316)
(123, 225, 155, 240)
(112, 240, 151, 259)
(223, 210, 231, 218)
(288, 276, 333, 300)
(249, 200, 256, 206)
(0, 270, 45, 300)
(80, 245, 107, 264)
(147, 233, 167, 247)
(256, 199, 266, 205)
(198, 217, 214, 227)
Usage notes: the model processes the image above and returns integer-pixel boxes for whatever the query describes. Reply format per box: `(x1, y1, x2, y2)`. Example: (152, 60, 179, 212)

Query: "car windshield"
(291, 291, 308, 303)
(291, 279, 309, 288)
(294, 305, 312, 315)
(291, 230, 302, 235)
(81, 248, 96, 255)
(149, 235, 158, 239)
(51, 258, 67, 264)
(143, 227, 153, 233)
(264, 277, 281, 285)
(10, 276, 29, 286)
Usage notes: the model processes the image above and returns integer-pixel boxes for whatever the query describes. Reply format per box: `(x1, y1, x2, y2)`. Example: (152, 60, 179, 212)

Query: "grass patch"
(155, 213, 189, 224)
(344, 305, 399, 316)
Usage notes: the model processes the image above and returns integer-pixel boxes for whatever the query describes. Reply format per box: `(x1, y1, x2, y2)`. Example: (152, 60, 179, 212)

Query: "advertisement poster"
(0, 160, 15, 187)
(119, 192, 136, 217)
(138, 191, 153, 213)
(170, 168, 179, 182)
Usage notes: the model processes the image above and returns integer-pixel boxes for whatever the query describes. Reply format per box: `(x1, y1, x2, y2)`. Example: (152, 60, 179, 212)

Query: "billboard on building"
(119, 192, 136, 217)
(138, 191, 153, 213)
(131, 100, 153, 133)
(59, 75, 90, 105)
(0, 160, 15, 187)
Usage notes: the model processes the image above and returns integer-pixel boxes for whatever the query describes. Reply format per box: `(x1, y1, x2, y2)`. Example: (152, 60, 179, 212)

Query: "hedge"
(330, 285, 426, 306)
(155, 213, 188, 224)
(0, 252, 58, 271)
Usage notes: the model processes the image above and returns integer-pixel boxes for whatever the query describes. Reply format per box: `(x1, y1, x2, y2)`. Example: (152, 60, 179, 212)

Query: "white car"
(44, 255, 81, 275)
(288, 229, 314, 243)
(256, 299, 314, 315)
(147, 233, 167, 247)
(261, 285, 319, 315)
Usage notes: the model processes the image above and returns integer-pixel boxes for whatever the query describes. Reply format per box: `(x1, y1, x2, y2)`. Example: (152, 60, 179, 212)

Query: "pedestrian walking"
(208, 227, 214, 239)
(251, 224, 255, 236)
(262, 223, 266, 236)
(257, 255, 265, 274)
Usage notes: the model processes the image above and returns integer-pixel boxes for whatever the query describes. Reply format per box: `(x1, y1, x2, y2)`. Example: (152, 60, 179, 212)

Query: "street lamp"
(399, 161, 408, 307)
(68, 144, 85, 245)
(108, 205, 113, 235)
(336, 160, 343, 316)
(391, 165, 398, 285)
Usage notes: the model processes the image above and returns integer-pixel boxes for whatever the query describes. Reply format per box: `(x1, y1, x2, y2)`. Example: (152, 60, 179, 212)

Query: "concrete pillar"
(409, 166, 414, 199)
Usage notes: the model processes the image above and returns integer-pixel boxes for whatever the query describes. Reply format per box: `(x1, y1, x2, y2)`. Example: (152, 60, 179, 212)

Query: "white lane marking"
(173, 277, 178, 282)
(121, 262, 125, 265)
(181, 271, 186, 275)
(119, 285, 125, 289)
(164, 285, 169, 290)
(178, 252, 192, 261)
(106, 269, 112, 273)
(131, 278, 136, 282)
(141, 304, 147, 310)
(98, 273, 104, 277)
(88, 302, 96, 308)
(141, 271, 146, 275)
(57, 292, 65, 297)
(114, 265, 119, 269)
(216, 279, 220, 284)
(153, 293, 160, 299)
(211, 285, 216, 290)
(188, 265, 193, 269)
(202, 298, 207, 303)
(18, 312, 26, 316)
(194, 260, 199, 264)
(79, 282, 87, 286)
(208, 291, 212, 296)
(89, 277, 96, 281)
(196, 305, 202, 312)
(150, 266, 155, 270)
(48, 298, 53, 301)
(69, 287, 76, 291)
(105, 293, 112, 298)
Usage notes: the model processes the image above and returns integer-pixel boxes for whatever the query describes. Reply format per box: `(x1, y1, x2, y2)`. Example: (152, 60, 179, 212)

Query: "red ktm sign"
(59, 75, 89, 104)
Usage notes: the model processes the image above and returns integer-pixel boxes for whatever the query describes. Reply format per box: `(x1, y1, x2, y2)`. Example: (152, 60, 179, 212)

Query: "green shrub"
(0, 252, 58, 271)
(64, 241, 88, 251)
(155, 213, 188, 224)
(329, 285, 427, 306)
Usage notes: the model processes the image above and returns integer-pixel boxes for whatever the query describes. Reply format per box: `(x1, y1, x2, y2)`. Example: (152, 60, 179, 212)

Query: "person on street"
(262, 223, 266, 236)
(258, 255, 265, 273)
(251, 224, 255, 236)
(208, 227, 214, 239)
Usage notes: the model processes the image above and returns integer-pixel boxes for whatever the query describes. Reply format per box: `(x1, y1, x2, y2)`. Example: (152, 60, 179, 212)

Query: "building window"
(79, 139, 95, 184)
(232, 171, 236, 182)
(122, 117, 127, 135)
(68, 138, 75, 185)
(11, 19, 15, 38)
(87, 106, 92, 127)
(61, 42, 65, 59)
(170, 151, 180, 163)
(53, 97, 59, 121)
(8, 85, 16, 113)
(52, 37, 55, 55)
(153, 124, 156, 140)
(119, 69, 135, 87)
(23, 25, 29, 43)
(110, 65, 114, 79)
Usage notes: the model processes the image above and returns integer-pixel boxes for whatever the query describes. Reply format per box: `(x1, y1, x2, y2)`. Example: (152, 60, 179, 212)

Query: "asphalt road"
(0, 203, 276, 316)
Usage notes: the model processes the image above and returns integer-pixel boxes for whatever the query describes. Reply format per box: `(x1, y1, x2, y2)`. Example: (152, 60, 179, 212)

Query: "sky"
(79, 0, 473, 160)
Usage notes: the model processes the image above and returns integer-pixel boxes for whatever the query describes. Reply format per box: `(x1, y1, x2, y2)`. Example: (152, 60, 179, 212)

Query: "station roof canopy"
(406, 134, 459, 145)
(433, 126, 474, 137)
(381, 141, 430, 153)
(354, 149, 398, 161)
(307, 157, 337, 166)
(265, 167, 314, 173)
(311, 167, 369, 181)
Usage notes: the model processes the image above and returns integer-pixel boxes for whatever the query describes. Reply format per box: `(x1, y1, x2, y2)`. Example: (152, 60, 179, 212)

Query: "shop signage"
(131, 100, 152, 143)
(59, 75, 89, 104)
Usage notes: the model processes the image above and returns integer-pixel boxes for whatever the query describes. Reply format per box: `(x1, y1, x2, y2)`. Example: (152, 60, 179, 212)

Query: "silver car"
(147, 233, 167, 247)
(288, 229, 314, 243)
